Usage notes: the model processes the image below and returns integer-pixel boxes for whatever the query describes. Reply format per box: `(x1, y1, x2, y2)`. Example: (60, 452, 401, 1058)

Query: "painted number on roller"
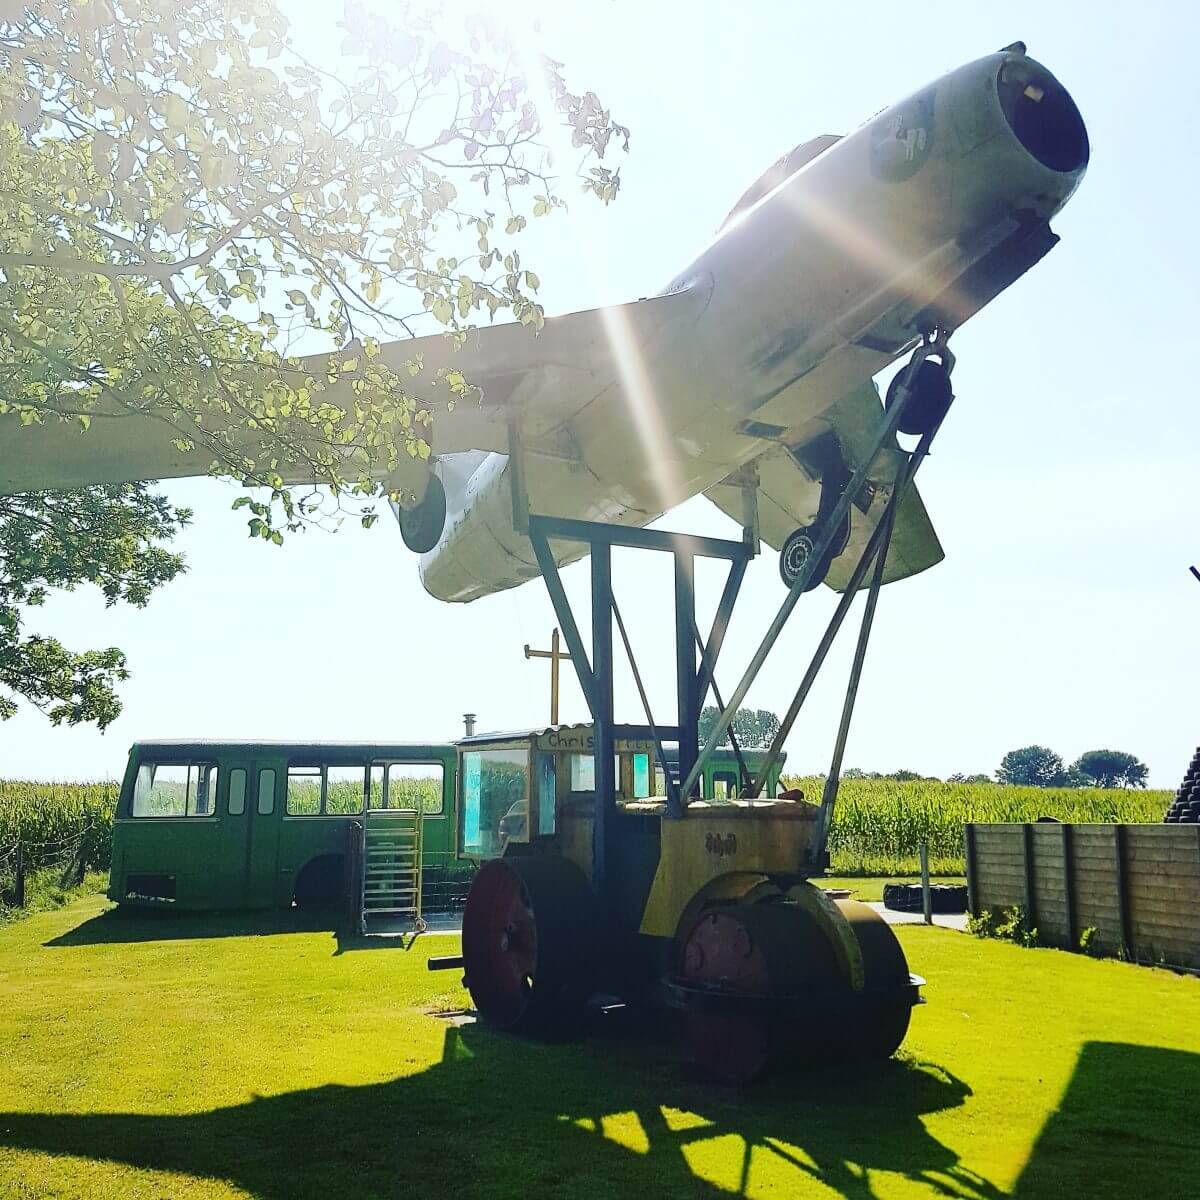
(705, 832, 737, 858)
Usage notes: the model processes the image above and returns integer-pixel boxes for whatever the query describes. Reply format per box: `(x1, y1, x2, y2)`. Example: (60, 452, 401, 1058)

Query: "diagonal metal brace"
(745, 420, 941, 801)
(680, 353, 936, 803)
(528, 518, 598, 715)
(810, 462, 906, 862)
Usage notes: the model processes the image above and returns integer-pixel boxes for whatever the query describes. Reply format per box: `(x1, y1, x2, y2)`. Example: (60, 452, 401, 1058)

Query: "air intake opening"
(997, 59, 1089, 173)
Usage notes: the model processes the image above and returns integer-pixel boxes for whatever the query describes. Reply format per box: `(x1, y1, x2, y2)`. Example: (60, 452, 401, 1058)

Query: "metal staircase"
(357, 807, 425, 935)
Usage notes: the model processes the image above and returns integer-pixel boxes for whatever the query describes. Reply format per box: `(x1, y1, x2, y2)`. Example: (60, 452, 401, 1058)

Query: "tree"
(996, 746, 1065, 788)
(0, 0, 628, 539)
(1072, 749, 1149, 790)
(751, 708, 781, 747)
(0, 486, 189, 727)
(698, 706, 782, 748)
(948, 772, 993, 785)
(0, 1, 625, 725)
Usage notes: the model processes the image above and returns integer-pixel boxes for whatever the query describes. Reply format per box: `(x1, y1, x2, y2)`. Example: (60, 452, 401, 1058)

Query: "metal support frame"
(682, 333, 952, 804)
(527, 331, 956, 890)
(527, 515, 752, 895)
(808, 467, 906, 861)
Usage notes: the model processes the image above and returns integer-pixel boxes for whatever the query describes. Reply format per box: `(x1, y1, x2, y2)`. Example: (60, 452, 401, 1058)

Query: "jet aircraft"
(0, 45, 1088, 603)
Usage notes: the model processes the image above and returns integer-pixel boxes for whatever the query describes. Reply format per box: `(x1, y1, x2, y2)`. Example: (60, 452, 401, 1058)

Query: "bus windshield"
(132, 762, 217, 817)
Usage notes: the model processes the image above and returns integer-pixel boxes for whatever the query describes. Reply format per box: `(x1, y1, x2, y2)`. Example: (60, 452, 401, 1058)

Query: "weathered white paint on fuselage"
(420, 49, 1086, 602)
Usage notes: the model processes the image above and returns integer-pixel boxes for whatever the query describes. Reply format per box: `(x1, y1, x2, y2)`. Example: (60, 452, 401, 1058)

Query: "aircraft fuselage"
(419, 47, 1087, 602)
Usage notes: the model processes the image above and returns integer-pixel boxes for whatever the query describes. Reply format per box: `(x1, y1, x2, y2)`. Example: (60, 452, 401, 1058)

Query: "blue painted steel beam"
(529, 521, 598, 715)
(674, 550, 699, 811)
(695, 555, 747, 710)
(591, 542, 616, 894)
(530, 514, 748, 561)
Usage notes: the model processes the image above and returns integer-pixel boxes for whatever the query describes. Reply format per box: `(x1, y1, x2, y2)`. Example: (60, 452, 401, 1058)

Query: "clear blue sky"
(3, 1, 1198, 786)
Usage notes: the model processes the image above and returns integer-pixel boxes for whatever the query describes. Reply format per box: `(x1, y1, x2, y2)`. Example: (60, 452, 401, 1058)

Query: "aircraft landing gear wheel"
(780, 513, 850, 591)
(886, 358, 954, 436)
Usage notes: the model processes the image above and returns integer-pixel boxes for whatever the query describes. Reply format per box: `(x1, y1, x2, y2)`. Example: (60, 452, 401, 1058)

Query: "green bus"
(108, 740, 458, 912)
(107, 735, 785, 915)
(656, 746, 787, 802)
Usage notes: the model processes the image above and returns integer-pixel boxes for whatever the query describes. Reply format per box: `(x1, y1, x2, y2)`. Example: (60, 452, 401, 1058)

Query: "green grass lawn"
(1, 896, 1198, 1199)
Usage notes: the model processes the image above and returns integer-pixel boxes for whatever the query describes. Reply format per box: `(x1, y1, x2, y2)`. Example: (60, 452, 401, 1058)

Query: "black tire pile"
(881, 883, 968, 914)
(1164, 746, 1200, 823)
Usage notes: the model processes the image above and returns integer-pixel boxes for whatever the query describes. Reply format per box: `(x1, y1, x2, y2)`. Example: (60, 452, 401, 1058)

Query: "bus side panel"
(275, 816, 350, 906)
(111, 818, 225, 910)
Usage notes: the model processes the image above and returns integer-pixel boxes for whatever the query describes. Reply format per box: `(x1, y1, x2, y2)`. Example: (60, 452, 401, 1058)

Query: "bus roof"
(129, 739, 455, 757)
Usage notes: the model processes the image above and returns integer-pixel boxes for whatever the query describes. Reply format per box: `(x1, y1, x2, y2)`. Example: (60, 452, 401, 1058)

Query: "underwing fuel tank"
(417, 45, 1089, 604)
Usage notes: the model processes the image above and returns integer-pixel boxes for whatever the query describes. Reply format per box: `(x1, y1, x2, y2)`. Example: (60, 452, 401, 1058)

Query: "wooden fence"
(965, 822, 1200, 969)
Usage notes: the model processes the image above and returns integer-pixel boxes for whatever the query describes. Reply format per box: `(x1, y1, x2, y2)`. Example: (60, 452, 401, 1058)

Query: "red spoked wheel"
(461, 856, 597, 1036)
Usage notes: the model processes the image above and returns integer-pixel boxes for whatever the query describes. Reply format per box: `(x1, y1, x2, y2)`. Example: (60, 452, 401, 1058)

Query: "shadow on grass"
(44, 905, 340, 947)
(1014, 1041, 1200, 1199)
(0, 1019, 1004, 1200)
(47, 906, 452, 954)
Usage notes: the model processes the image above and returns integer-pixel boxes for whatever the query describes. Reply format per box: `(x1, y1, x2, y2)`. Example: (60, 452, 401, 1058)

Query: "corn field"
(0, 781, 118, 870)
(781, 776, 1173, 874)
(0, 776, 1175, 884)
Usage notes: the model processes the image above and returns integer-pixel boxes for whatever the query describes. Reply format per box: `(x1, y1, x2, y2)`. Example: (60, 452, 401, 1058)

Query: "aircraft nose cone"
(996, 53, 1089, 175)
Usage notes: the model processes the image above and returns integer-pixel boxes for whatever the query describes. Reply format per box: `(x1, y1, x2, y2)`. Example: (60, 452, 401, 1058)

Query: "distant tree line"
(995, 746, 1149, 789)
(699, 706, 1150, 789)
(838, 747, 1149, 789)
(698, 706, 782, 749)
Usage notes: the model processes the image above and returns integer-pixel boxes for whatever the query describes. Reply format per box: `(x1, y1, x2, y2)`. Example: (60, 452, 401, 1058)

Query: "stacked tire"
(881, 883, 968, 914)
(1163, 747, 1200, 824)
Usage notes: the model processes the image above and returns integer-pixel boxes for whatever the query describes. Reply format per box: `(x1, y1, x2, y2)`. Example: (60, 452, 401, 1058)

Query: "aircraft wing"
(0, 288, 705, 495)
(703, 380, 944, 589)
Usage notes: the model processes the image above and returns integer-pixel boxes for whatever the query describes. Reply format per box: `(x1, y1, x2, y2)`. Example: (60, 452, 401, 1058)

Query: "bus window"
(368, 765, 385, 809)
(387, 763, 444, 815)
(325, 766, 365, 814)
(194, 766, 217, 815)
(713, 771, 738, 800)
(257, 769, 275, 815)
(286, 766, 322, 815)
(132, 763, 217, 818)
(228, 769, 247, 816)
(461, 748, 527, 857)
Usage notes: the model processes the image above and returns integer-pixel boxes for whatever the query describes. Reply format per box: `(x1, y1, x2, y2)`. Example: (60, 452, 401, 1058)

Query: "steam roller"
(434, 350, 953, 1079)
(439, 724, 922, 1083)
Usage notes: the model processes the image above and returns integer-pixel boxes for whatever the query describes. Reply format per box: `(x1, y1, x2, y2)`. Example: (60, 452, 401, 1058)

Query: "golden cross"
(524, 627, 573, 726)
